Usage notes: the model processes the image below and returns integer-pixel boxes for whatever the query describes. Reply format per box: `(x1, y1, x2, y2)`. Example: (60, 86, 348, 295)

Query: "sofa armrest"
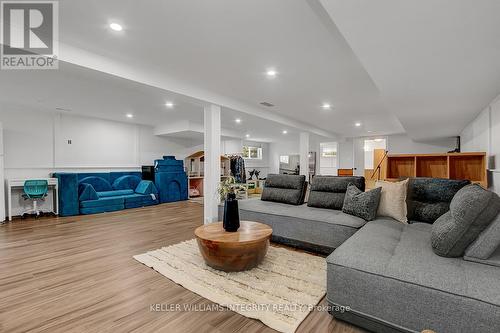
(135, 180, 159, 195)
(78, 183, 98, 201)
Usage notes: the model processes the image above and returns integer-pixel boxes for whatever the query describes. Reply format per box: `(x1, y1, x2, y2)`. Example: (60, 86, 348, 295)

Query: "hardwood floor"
(0, 202, 365, 333)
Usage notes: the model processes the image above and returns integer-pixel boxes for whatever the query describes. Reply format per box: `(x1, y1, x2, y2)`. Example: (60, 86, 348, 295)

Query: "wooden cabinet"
(383, 152, 487, 188)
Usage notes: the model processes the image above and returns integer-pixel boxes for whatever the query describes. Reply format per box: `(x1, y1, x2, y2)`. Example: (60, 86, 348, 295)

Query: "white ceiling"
(3, 0, 500, 141)
(56, 0, 403, 137)
(321, 0, 500, 140)
(0, 61, 311, 143)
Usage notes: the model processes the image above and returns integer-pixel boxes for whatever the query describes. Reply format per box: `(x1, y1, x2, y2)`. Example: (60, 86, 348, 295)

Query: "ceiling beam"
(58, 42, 337, 139)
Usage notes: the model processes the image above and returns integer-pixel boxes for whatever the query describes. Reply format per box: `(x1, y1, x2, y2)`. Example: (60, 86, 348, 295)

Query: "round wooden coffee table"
(194, 221, 272, 272)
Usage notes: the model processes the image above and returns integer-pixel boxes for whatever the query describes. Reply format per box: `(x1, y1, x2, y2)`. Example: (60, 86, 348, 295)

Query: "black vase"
(223, 193, 240, 232)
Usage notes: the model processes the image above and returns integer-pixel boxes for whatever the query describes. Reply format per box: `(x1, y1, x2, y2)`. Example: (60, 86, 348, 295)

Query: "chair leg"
(34, 200, 39, 217)
(21, 200, 41, 218)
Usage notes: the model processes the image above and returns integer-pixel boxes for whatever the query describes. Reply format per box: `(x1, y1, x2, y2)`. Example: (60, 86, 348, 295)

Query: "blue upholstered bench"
(53, 172, 159, 216)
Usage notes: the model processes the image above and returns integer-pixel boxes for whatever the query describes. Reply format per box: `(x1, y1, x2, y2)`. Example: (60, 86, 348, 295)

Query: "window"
(279, 155, 289, 164)
(320, 142, 338, 175)
(321, 148, 337, 158)
(242, 146, 262, 160)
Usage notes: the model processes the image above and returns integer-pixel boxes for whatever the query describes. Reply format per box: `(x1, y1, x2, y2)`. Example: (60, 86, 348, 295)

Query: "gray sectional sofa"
(219, 174, 500, 333)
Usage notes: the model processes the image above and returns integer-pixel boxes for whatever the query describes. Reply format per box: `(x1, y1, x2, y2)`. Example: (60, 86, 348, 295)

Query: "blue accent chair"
(22, 179, 49, 217)
(53, 172, 159, 216)
(154, 156, 188, 203)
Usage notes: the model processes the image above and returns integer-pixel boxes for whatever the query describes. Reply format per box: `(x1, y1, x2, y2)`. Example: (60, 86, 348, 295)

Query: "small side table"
(194, 221, 272, 272)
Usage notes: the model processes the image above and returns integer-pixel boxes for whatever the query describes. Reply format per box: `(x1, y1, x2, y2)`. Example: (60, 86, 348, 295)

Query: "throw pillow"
(342, 184, 382, 221)
(375, 179, 409, 223)
(431, 184, 500, 257)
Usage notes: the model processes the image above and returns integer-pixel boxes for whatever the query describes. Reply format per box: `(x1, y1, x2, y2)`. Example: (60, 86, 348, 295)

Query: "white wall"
(0, 108, 190, 217)
(364, 139, 387, 169)
(269, 138, 300, 174)
(337, 138, 353, 169)
(460, 93, 500, 193)
(387, 134, 456, 154)
(242, 140, 270, 179)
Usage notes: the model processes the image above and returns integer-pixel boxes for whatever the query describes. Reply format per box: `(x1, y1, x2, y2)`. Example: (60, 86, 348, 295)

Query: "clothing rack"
(225, 154, 246, 183)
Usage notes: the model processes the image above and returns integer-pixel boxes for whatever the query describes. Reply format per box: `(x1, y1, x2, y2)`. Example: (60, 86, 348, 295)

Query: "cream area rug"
(134, 239, 326, 333)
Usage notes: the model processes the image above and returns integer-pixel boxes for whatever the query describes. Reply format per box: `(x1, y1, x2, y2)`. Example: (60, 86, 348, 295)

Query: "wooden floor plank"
(0, 202, 365, 333)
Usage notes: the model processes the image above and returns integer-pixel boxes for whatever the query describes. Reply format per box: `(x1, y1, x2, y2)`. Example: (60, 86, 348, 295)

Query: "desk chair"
(22, 180, 48, 218)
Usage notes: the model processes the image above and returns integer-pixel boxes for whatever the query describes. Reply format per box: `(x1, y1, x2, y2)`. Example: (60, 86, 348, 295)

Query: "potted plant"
(217, 176, 240, 232)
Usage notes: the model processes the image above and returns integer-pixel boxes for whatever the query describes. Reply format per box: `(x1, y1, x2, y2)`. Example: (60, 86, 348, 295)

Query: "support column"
(299, 132, 310, 177)
(203, 104, 221, 224)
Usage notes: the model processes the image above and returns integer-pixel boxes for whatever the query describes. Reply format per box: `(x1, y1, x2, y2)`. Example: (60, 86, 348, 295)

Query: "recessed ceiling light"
(245, 134, 250, 138)
(165, 102, 174, 108)
(355, 122, 362, 127)
(266, 69, 277, 78)
(282, 130, 288, 134)
(235, 118, 241, 124)
(126, 113, 133, 118)
(322, 103, 331, 110)
(109, 23, 123, 31)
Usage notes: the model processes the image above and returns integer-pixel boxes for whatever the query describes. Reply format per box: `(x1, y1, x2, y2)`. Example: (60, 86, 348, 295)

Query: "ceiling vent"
(260, 102, 274, 107)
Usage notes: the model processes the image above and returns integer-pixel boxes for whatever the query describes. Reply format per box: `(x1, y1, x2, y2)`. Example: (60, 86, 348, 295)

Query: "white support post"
(299, 132, 310, 177)
(203, 104, 221, 224)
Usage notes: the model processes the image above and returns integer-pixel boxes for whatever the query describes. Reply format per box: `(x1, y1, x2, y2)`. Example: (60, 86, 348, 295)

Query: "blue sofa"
(53, 172, 159, 216)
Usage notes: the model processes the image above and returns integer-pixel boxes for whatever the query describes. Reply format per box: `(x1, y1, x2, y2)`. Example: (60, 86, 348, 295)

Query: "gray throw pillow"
(465, 213, 500, 260)
(431, 184, 500, 257)
(342, 184, 382, 221)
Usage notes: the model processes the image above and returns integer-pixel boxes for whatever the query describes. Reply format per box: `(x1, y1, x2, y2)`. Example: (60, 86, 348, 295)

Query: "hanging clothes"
(229, 156, 246, 183)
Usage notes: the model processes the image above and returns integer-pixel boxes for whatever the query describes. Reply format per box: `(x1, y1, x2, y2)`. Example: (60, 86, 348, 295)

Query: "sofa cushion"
(135, 180, 159, 195)
(220, 198, 369, 251)
(327, 219, 500, 333)
(431, 184, 500, 257)
(80, 197, 124, 208)
(122, 193, 158, 208)
(261, 174, 306, 205)
(96, 189, 135, 198)
(342, 184, 381, 221)
(376, 179, 408, 223)
(407, 177, 470, 223)
(112, 175, 142, 191)
(465, 213, 500, 260)
(308, 176, 365, 210)
(78, 183, 98, 201)
(78, 176, 113, 192)
(465, 246, 500, 268)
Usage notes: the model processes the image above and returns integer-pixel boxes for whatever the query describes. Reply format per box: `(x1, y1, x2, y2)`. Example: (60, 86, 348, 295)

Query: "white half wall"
(460, 93, 500, 193)
(387, 134, 457, 154)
